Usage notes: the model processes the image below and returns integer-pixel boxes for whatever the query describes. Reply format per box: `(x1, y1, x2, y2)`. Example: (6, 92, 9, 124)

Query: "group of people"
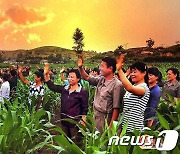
(0, 55, 179, 141)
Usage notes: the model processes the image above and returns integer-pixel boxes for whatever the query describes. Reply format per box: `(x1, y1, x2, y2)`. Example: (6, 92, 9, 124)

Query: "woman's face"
(34, 75, 41, 83)
(167, 70, 177, 82)
(67, 72, 79, 86)
(148, 74, 158, 84)
(130, 68, 146, 84)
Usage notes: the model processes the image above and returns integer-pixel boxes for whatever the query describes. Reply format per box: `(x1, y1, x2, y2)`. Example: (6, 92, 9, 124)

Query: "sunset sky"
(0, 0, 180, 52)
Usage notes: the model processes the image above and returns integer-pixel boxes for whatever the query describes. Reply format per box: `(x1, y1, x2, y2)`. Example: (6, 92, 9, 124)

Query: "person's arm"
(117, 55, 145, 96)
(18, 66, 30, 85)
(109, 83, 124, 127)
(78, 55, 90, 81)
(36, 65, 41, 70)
(147, 92, 161, 127)
(36, 96, 43, 112)
(177, 85, 180, 98)
(109, 109, 119, 128)
(59, 67, 65, 82)
(80, 90, 89, 126)
(46, 80, 63, 93)
(60, 72, 65, 82)
(81, 90, 89, 115)
(44, 63, 63, 93)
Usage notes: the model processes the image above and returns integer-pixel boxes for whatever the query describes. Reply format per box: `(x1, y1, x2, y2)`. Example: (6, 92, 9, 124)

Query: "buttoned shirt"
(162, 80, 180, 101)
(88, 76, 124, 114)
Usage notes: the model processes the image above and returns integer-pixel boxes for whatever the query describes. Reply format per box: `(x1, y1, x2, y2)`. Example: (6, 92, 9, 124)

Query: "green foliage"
(146, 38, 155, 48)
(0, 63, 179, 153)
(0, 98, 53, 153)
(72, 28, 84, 55)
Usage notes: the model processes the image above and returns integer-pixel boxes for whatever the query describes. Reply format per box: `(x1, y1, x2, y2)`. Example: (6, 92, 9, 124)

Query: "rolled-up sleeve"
(46, 80, 64, 93)
(177, 85, 180, 98)
(87, 76, 100, 86)
(80, 90, 89, 115)
(113, 82, 124, 109)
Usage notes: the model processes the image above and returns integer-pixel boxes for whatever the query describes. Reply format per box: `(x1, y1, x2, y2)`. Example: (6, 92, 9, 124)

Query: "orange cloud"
(0, 12, 8, 24)
(5, 5, 54, 27)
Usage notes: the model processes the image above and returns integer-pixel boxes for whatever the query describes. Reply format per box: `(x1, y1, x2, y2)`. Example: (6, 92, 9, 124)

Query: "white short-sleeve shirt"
(0, 81, 10, 103)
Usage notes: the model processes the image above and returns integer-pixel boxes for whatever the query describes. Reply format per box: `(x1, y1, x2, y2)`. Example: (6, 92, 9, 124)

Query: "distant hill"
(0, 44, 179, 63)
(88, 44, 180, 63)
(0, 46, 97, 60)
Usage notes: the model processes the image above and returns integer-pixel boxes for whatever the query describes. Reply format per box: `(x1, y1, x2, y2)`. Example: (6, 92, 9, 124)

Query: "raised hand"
(60, 66, 65, 73)
(77, 55, 83, 68)
(36, 65, 40, 70)
(44, 63, 49, 75)
(18, 65, 23, 73)
(116, 54, 125, 71)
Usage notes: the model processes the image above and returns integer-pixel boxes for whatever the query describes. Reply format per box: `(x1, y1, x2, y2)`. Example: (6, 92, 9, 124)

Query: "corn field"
(0, 62, 180, 154)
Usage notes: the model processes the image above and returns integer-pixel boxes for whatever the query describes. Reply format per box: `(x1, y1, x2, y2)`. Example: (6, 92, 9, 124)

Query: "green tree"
(0, 53, 4, 63)
(146, 38, 155, 48)
(114, 45, 124, 57)
(72, 28, 84, 55)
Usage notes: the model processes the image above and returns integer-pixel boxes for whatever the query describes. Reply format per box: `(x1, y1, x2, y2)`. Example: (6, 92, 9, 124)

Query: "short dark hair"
(166, 68, 179, 81)
(10, 70, 17, 77)
(130, 62, 147, 73)
(93, 67, 100, 75)
(67, 69, 81, 79)
(2, 73, 9, 81)
(38, 69, 44, 74)
(102, 57, 116, 73)
(34, 71, 44, 82)
(148, 67, 162, 82)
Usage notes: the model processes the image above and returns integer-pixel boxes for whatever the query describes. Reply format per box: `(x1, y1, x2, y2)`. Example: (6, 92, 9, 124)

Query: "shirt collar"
(64, 83, 82, 93)
(167, 80, 178, 86)
(102, 76, 116, 87)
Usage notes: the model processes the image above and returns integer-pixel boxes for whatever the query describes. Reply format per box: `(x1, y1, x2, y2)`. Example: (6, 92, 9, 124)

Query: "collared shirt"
(162, 80, 180, 101)
(46, 80, 89, 119)
(88, 76, 124, 114)
(0, 81, 10, 103)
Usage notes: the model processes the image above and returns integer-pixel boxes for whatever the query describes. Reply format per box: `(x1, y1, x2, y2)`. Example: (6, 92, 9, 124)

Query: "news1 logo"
(108, 130, 179, 151)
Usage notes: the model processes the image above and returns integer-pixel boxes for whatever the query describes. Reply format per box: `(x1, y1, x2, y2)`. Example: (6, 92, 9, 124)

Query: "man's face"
(100, 61, 112, 77)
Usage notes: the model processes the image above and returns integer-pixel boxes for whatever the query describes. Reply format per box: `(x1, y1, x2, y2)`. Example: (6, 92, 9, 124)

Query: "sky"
(0, 0, 180, 52)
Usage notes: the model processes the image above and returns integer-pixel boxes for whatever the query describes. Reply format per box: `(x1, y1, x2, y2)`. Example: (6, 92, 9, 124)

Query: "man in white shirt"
(0, 73, 10, 103)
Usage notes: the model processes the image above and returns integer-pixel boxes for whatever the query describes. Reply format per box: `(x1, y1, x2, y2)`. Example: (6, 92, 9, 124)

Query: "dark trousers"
(61, 123, 79, 139)
(61, 122, 83, 145)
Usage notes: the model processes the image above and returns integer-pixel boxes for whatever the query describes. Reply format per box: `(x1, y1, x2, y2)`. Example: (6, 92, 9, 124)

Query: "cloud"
(5, 4, 54, 28)
(27, 33, 41, 44)
(0, 11, 9, 27)
(0, 15, 7, 24)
